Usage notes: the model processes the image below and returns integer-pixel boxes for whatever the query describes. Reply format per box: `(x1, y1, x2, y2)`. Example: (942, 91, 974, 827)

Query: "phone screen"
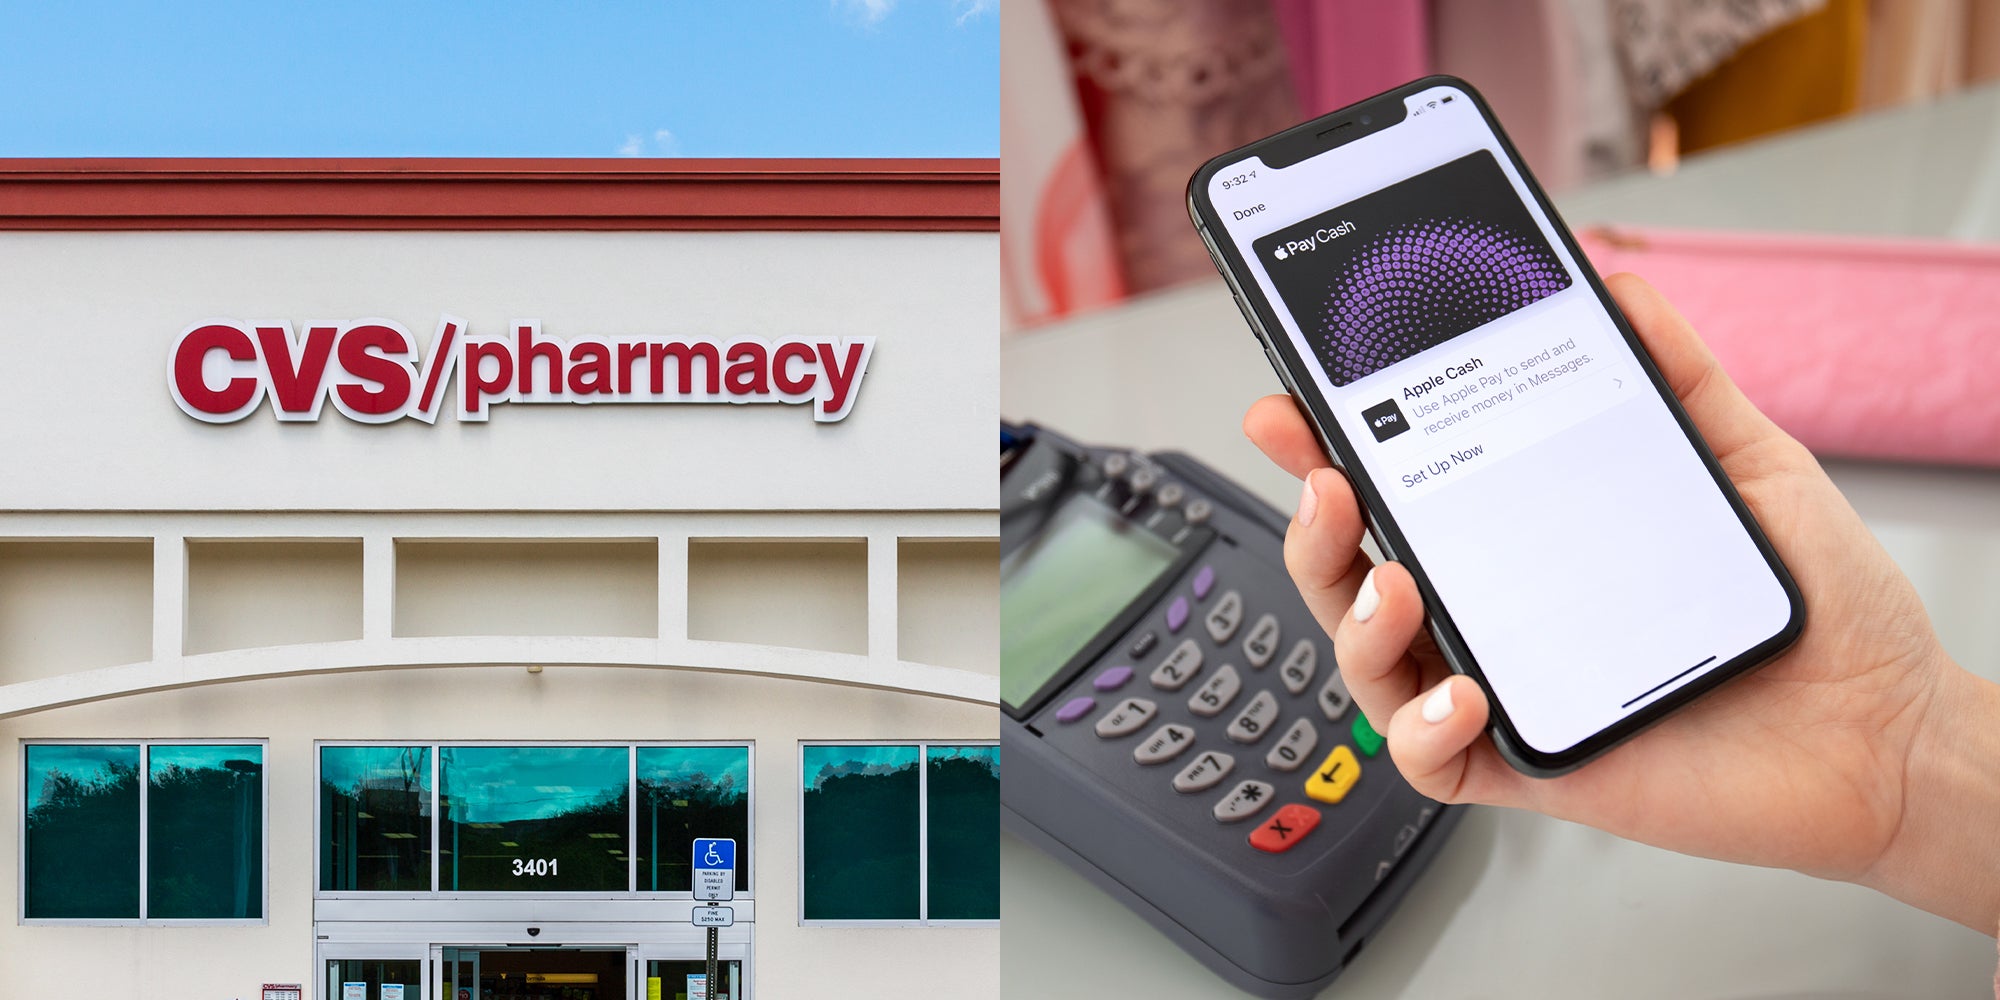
(1200, 81, 1796, 758)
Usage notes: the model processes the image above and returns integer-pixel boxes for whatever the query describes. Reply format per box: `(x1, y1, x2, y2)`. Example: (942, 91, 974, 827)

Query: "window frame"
(19, 737, 271, 926)
(312, 740, 755, 902)
(796, 739, 1000, 928)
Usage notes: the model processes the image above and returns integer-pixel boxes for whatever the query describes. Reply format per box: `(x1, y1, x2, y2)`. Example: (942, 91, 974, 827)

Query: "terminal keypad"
(1072, 554, 1373, 856)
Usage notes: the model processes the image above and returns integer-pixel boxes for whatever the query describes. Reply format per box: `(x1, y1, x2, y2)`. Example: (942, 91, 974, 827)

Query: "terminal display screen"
(1001, 496, 1178, 709)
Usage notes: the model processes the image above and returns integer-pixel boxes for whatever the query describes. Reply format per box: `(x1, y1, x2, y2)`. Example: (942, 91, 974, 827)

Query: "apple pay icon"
(1362, 398, 1410, 442)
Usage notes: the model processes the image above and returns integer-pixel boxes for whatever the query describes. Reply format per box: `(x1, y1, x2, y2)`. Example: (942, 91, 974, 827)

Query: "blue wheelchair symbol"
(693, 838, 735, 870)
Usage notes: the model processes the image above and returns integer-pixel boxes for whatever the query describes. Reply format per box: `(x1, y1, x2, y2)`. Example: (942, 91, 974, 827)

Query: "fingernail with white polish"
(1296, 471, 1319, 528)
(1422, 680, 1455, 724)
(1352, 567, 1380, 623)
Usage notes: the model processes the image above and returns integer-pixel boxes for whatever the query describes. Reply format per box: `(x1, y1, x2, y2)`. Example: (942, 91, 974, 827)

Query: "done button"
(1303, 745, 1361, 804)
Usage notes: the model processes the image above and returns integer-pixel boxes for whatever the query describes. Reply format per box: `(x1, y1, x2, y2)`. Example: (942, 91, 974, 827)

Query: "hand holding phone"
(1245, 272, 2000, 935)
(1190, 77, 1804, 773)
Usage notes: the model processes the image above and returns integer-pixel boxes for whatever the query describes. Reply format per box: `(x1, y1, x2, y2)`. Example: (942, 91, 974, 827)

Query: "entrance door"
(322, 941, 429, 1000)
(642, 959, 742, 1000)
(440, 946, 629, 1000)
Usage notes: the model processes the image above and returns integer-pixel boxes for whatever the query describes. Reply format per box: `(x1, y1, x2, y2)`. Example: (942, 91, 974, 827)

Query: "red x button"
(1248, 803, 1322, 853)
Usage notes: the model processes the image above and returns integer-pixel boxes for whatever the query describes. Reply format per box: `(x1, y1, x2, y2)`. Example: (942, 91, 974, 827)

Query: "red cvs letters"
(169, 315, 874, 425)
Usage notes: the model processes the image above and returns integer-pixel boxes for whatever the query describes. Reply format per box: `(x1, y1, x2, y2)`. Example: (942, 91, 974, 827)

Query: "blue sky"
(0, 1, 997, 157)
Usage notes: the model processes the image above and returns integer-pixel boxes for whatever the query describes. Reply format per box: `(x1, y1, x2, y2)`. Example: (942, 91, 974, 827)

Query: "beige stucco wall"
(0, 665, 996, 999)
(0, 224, 1000, 998)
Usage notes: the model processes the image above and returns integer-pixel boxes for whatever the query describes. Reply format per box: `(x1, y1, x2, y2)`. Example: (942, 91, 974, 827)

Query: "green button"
(1351, 713, 1385, 757)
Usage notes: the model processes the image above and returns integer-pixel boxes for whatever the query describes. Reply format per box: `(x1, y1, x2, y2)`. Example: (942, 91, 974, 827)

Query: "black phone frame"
(1185, 75, 1805, 776)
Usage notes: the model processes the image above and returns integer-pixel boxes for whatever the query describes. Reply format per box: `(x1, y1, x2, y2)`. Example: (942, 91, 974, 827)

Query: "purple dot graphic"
(1315, 217, 1569, 384)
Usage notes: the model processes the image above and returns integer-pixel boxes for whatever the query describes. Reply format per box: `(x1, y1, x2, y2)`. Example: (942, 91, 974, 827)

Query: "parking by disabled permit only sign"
(693, 838, 735, 901)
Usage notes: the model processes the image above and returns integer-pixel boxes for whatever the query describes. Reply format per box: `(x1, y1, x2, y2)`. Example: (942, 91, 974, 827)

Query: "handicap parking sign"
(694, 838, 735, 870)
(693, 837, 736, 901)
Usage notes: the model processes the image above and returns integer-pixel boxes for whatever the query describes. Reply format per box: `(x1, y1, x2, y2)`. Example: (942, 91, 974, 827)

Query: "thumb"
(1602, 272, 1786, 462)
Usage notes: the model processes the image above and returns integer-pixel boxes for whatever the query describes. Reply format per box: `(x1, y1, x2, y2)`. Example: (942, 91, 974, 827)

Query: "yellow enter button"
(1304, 745, 1361, 804)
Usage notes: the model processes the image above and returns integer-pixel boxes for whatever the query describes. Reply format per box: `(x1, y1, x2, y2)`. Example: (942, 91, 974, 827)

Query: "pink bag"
(1579, 227, 2000, 467)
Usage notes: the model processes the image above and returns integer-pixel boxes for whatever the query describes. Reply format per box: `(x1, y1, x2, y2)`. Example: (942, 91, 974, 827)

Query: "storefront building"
(0, 159, 1000, 999)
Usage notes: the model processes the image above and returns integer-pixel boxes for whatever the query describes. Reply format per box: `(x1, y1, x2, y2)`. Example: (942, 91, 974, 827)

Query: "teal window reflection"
(24, 744, 141, 918)
(148, 745, 263, 919)
(801, 744, 920, 920)
(439, 746, 630, 892)
(926, 745, 1000, 920)
(321, 746, 432, 891)
(637, 746, 750, 892)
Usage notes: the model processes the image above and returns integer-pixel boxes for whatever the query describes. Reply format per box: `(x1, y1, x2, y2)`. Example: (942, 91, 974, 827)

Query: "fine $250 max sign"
(168, 315, 874, 425)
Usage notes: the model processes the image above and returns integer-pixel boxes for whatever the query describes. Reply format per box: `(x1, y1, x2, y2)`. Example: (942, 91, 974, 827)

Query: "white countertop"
(1000, 83, 2000, 999)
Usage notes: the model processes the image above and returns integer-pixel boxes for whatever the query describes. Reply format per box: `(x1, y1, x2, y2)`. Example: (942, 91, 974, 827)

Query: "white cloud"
(952, 0, 994, 25)
(616, 129, 680, 157)
(835, 0, 896, 24)
(834, 0, 992, 26)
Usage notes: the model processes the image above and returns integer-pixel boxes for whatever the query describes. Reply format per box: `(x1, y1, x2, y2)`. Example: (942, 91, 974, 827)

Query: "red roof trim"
(0, 158, 999, 232)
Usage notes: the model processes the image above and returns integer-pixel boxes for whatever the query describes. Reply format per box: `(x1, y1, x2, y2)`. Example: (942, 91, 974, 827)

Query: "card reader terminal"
(1001, 422, 1463, 998)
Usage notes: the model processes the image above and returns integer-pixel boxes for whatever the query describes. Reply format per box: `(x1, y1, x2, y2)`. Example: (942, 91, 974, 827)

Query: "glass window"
(321, 745, 432, 892)
(637, 746, 750, 893)
(23, 744, 141, 919)
(801, 744, 921, 920)
(926, 745, 1000, 920)
(147, 744, 263, 919)
(438, 746, 630, 892)
(22, 742, 265, 922)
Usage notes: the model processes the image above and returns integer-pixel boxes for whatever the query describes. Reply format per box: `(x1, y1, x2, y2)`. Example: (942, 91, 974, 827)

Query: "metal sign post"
(707, 923, 718, 999)
(692, 838, 737, 1000)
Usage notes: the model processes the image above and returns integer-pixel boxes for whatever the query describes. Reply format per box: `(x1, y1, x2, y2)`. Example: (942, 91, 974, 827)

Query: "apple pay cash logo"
(1362, 398, 1410, 442)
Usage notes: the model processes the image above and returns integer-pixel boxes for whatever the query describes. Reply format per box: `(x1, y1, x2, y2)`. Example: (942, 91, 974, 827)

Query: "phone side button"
(1262, 346, 1288, 383)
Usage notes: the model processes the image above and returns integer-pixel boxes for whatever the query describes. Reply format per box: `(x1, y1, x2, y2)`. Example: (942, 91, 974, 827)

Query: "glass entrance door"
(321, 941, 428, 1000)
(327, 959, 426, 1000)
(440, 946, 630, 1000)
(642, 960, 742, 1000)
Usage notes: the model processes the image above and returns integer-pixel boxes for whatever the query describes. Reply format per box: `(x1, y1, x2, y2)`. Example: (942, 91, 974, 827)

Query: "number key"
(1186, 663, 1242, 718)
(1225, 690, 1280, 745)
(1242, 614, 1280, 668)
(1149, 639, 1204, 692)
(1094, 698, 1158, 738)
(1265, 717, 1319, 772)
(1205, 590, 1245, 643)
(1172, 751, 1235, 793)
(1133, 723, 1196, 766)
(1279, 639, 1317, 695)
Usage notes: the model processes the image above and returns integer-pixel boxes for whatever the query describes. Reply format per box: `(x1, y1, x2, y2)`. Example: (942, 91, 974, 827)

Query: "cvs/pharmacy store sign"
(169, 315, 874, 425)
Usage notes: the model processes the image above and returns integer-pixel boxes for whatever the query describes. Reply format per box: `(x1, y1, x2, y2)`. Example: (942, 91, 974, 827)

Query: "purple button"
(1166, 596, 1190, 633)
(1192, 565, 1217, 600)
(1055, 696, 1097, 723)
(1093, 666, 1134, 691)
